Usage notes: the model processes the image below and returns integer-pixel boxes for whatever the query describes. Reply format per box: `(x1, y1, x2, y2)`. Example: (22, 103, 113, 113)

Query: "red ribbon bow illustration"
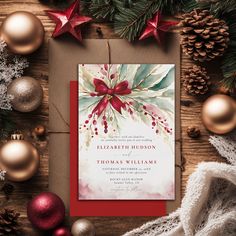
(91, 79, 131, 117)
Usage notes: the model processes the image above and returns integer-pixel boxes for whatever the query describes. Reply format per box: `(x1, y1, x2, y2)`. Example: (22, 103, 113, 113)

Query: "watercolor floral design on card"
(79, 64, 175, 146)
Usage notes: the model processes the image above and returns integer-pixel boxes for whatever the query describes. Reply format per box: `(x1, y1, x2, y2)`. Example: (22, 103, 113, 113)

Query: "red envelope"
(70, 81, 166, 216)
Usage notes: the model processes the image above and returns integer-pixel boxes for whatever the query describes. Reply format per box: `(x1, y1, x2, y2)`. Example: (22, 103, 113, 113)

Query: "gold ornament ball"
(0, 134, 40, 182)
(0, 11, 44, 55)
(7, 76, 43, 113)
(71, 219, 95, 236)
(202, 94, 236, 134)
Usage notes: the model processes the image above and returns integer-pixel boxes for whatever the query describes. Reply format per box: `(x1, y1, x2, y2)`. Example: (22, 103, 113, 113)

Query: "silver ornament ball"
(71, 219, 95, 236)
(7, 76, 43, 112)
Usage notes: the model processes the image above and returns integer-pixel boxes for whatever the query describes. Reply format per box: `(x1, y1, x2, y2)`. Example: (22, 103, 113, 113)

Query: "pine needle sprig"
(181, 0, 212, 13)
(210, 0, 236, 19)
(114, 0, 187, 41)
(114, 0, 160, 41)
(221, 49, 236, 90)
(90, 0, 116, 20)
(81, 0, 117, 21)
(114, 0, 183, 42)
(210, 0, 236, 90)
(181, 0, 199, 12)
(82, 0, 198, 41)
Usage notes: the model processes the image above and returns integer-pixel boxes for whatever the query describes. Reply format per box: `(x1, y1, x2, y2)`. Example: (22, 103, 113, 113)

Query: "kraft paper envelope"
(49, 35, 181, 214)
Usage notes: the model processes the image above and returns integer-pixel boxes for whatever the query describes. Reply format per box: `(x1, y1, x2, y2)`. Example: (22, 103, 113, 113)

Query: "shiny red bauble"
(53, 226, 72, 236)
(27, 192, 65, 230)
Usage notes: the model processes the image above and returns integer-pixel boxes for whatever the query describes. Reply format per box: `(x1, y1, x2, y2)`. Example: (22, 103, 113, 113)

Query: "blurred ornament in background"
(202, 94, 236, 134)
(71, 219, 95, 236)
(53, 226, 72, 236)
(0, 134, 40, 182)
(7, 76, 43, 113)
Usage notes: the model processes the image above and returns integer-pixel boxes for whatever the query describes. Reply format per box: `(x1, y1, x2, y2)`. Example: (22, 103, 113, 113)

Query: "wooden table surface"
(0, 1, 225, 235)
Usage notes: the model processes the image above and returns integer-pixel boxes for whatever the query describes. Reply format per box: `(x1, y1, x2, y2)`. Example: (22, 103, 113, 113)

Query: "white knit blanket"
(123, 162, 236, 236)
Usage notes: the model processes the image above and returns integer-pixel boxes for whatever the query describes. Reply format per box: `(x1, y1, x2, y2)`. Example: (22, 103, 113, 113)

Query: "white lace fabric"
(209, 131, 236, 165)
(123, 132, 236, 236)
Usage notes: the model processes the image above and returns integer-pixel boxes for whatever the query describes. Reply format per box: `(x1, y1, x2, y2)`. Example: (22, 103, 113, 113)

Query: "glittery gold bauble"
(202, 94, 236, 134)
(71, 219, 95, 236)
(0, 134, 40, 182)
(0, 11, 44, 55)
(7, 76, 43, 113)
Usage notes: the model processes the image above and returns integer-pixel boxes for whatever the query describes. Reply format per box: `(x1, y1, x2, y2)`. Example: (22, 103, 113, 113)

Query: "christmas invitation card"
(78, 64, 175, 200)
(49, 38, 181, 216)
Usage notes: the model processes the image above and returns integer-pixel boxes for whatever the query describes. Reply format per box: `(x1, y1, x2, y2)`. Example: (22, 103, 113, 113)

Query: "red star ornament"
(46, 0, 92, 41)
(139, 11, 178, 45)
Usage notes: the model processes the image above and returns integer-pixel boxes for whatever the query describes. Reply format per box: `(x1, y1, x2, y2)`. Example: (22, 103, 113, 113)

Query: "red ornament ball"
(53, 226, 72, 236)
(27, 192, 65, 230)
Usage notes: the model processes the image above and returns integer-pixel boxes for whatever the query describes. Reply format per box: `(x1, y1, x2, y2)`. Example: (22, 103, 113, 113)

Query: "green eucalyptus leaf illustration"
(150, 66, 175, 91)
(132, 64, 157, 88)
(79, 96, 101, 112)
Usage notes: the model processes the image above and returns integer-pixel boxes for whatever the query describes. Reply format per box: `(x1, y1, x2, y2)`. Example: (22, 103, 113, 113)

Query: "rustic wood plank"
(0, 0, 226, 235)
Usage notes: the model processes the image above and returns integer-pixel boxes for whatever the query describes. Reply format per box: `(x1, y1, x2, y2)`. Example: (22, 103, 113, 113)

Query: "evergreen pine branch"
(114, 0, 158, 41)
(210, 0, 236, 90)
(210, 0, 236, 19)
(221, 74, 236, 91)
(181, 0, 211, 12)
(90, 0, 116, 20)
(181, 0, 199, 12)
(114, 0, 183, 42)
(81, 0, 117, 21)
(221, 48, 236, 90)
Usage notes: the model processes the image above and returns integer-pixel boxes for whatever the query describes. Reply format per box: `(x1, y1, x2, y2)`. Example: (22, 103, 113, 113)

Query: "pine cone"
(187, 126, 201, 138)
(180, 9, 229, 62)
(183, 65, 211, 95)
(0, 209, 20, 235)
